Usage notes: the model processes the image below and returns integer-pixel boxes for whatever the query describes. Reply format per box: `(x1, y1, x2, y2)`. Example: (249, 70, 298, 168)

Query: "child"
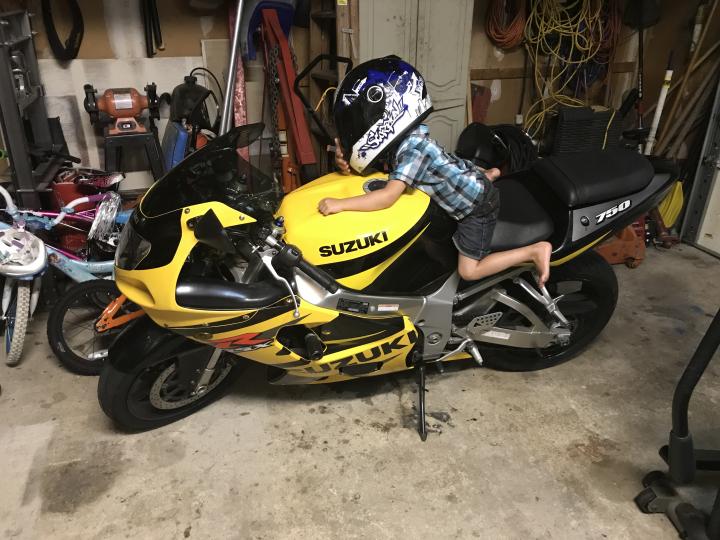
(319, 57, 551, 286)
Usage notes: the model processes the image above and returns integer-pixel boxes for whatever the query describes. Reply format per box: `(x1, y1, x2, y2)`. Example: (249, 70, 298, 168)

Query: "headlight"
(115, 221, 151, 270)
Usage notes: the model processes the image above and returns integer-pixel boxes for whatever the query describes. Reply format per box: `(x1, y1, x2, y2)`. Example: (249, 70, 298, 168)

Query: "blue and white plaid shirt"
(388, 124, 490, 220)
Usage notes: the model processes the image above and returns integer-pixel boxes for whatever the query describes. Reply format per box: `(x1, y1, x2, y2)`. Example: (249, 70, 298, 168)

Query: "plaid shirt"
(388, 124, 489, 220)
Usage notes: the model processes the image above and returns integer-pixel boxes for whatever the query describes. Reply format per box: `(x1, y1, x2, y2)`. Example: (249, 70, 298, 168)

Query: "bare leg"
(458, 241, 552, 285)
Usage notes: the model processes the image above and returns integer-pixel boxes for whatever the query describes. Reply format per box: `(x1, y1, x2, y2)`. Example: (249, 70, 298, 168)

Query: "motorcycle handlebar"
(269, 241, 339, 294)
(297, 259, 339, 294)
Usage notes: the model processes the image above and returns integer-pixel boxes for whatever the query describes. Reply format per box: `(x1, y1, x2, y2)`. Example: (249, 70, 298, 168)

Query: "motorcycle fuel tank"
(278, 172, 431, 290)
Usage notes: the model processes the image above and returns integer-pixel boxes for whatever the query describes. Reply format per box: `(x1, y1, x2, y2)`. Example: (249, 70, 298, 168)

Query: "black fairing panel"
(360, 200, 458, 295)
(176, 278, 286, 310)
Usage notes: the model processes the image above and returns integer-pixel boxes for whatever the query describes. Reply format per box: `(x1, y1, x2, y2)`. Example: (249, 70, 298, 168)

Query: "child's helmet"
(333, 56, 433, 174)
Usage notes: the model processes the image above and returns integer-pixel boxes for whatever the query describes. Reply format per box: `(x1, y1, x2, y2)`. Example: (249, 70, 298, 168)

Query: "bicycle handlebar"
(52, 193, 109, 227)
(0, 183, 111, 230)
(0, 184, 18, 217)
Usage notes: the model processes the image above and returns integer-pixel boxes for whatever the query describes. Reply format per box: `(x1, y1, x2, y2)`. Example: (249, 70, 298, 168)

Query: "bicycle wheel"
(47, 279, 139, 375)
(4, 281, 31, 366)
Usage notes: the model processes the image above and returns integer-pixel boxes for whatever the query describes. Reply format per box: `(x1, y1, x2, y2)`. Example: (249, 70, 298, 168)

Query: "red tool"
(261, 8, 317, 182)
(595, 217, 647, 268)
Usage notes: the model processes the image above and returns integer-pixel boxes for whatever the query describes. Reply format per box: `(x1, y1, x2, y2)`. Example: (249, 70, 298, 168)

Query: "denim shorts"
(452, 185, 500, 261)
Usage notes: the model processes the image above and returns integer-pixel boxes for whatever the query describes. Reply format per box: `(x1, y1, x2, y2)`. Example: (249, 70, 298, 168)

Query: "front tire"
(98, 317, 241, 431)
(479, 250, 618, 371)
(4, 281, 31, 367)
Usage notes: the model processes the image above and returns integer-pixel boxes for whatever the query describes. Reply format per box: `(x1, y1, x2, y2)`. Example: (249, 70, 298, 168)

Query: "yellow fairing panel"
(115, 201, 256, 328)
(240, 316, 419, 384)
(278, 172, 430, 266)
(278, 172, 431, 290)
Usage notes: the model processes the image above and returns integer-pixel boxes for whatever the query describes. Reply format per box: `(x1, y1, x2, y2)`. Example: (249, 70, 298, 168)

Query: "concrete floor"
(1, 245, 720, 539)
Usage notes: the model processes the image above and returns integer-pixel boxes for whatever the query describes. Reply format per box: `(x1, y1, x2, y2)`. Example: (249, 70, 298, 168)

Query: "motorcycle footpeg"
(466, 312, 502, 336)
(466, 341, 483, 367)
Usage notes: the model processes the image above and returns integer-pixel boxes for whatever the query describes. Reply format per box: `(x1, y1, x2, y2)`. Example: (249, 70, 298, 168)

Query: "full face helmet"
(333, 56, 433, 174)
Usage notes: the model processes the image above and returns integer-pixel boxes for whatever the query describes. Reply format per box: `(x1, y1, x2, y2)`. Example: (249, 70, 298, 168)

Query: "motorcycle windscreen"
(140, 122, 280, 218)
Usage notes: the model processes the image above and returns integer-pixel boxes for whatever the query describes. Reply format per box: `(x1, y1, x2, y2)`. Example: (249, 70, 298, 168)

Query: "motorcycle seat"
(532, 148, 654, 207)
(176, 278, 286, 310)
(489, 177, 554, 251)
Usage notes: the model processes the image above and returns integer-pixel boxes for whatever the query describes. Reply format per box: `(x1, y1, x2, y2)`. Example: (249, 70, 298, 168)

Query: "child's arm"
(318, 180, 406, 216)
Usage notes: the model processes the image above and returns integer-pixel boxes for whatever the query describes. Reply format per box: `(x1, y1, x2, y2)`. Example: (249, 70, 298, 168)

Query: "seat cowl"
(176, 278, 286, 310)
(532, 149, 654, 207)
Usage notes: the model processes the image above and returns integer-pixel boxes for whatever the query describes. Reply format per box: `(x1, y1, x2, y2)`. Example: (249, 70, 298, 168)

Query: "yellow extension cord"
(658, 181, 684, 228)
(522, 0, 611, 138)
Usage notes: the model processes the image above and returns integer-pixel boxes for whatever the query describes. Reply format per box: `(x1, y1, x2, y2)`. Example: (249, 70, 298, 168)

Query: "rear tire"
(4, 281, 31, 367)
(478, 250, 618, 371)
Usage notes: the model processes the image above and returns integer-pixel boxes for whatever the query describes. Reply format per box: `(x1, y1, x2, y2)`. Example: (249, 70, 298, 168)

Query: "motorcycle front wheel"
(477, 250, 618, 372)
(98, 317, 241, 431)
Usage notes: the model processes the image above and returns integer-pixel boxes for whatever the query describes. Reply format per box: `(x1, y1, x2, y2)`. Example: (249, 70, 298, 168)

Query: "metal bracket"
(514, 276, 570, 326)
(464, 289, 567, 349)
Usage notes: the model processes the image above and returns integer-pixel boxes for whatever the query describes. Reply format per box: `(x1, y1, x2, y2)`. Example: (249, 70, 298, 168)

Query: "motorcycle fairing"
(243, 314, 419, 384)
(115, 200, 257, 326)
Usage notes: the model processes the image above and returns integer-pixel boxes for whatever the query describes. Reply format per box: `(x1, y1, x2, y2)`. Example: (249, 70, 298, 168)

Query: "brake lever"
(260, 251, 300, 319)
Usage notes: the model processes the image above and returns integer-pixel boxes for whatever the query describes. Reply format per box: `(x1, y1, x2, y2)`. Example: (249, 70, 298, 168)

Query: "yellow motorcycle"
(99, 123, 674, 439)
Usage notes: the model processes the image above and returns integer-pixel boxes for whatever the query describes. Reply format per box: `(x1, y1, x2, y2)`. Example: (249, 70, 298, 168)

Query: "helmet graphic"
(333, 56, 433, 174)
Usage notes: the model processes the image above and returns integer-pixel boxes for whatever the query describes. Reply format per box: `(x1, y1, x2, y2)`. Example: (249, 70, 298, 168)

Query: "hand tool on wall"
(141, 0, 164, 58)
(40, 0, 84, 61)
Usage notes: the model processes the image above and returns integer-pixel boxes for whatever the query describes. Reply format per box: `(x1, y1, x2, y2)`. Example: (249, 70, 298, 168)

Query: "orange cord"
(486, 0, 527, 50)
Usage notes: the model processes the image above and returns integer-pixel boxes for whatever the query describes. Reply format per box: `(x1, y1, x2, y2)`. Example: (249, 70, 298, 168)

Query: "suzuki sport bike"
(99, 123, 674, 439)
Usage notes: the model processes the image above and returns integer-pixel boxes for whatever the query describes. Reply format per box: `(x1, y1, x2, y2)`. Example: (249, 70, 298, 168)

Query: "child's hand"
(334, 138, 351, 175)
(319, 198, 344, 215)
(481, 167, 501, 181)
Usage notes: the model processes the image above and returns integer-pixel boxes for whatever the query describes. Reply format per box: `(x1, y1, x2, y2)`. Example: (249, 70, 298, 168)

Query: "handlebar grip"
(297, 259, 339, 294)
(86, 194, 107, 204)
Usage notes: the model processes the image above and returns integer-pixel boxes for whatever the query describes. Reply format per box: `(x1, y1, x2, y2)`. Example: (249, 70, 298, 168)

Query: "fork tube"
(2, 278, 15, 316)
(30, 277, 42, 315)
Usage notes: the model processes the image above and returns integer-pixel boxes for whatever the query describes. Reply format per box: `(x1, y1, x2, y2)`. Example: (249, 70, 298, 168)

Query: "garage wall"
(2, 0, 229, 59)
(0, 0, 232, 187)
(468, 0, 705, 131)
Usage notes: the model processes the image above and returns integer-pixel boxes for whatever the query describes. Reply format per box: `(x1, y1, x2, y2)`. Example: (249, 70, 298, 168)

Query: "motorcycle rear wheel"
(98, 317, 241, 431)
(477, 250, 618, 371)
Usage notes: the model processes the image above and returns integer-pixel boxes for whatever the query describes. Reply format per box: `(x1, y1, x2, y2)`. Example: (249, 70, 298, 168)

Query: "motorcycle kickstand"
(416, 361, 428, 441)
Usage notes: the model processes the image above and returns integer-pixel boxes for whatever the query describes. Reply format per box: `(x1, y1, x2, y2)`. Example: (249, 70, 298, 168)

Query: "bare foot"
(532, 241, 552, 287)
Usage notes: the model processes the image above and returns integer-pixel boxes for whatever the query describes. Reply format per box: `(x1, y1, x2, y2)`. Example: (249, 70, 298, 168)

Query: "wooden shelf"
(311, 10, 336, 22)
(470, 61, 636, 81)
